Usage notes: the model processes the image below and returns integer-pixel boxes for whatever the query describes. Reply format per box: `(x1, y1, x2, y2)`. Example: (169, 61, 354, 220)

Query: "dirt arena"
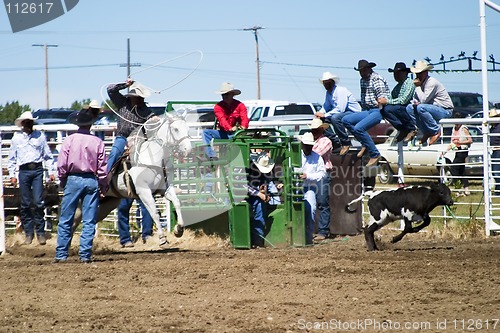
(1, 230, 499, 333)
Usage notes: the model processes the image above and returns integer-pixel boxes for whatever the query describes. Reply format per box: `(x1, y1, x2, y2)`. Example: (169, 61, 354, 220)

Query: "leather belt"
(19, 162, 42, 170)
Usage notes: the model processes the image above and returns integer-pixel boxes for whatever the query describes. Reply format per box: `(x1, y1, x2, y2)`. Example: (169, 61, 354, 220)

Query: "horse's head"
(163, 112, 192, 157)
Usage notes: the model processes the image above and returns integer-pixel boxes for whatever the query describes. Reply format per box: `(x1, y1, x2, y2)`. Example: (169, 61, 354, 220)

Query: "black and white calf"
(346, 183, 453, 251)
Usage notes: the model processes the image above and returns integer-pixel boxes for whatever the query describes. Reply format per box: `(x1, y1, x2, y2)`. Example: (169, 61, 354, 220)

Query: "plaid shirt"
(387, 77, 415, 105)
(313, 136, 333, 170)
(360, 72, 390, 110)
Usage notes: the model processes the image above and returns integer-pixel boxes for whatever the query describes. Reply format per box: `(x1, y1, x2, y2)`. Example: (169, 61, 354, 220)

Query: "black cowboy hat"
(388, 62, 411, 73)
(67, 108, 98, 126)
(355, 59, 376, 71)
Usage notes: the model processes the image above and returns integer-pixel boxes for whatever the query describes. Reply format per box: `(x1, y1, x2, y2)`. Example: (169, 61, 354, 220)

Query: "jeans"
(316, 174, 331, 237)
(18, 166, 45, 238)
(343, 108, 382, 158)
(248, 196, 266, 247)
(303, 186, 317, 245)
(56, 174, 99, 261)
(107, 136, 127, 172)
(325, 111, 355, 146)
(492, 150, 500, 194)
(117, 198, 154, 244)
(380, 104, 416, 132)
(202, 129, 234, 158)
(406, 104, 452, 135)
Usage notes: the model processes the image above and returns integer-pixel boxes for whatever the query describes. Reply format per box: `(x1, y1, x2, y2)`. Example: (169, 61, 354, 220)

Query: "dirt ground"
(0, 230, 499, 333)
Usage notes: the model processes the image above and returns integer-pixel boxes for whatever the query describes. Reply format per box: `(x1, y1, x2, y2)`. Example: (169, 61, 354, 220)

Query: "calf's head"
(430, 183, 454, 206)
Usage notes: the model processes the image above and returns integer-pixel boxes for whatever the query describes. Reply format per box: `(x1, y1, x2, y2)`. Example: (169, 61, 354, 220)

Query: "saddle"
(107, 151, 137, 198)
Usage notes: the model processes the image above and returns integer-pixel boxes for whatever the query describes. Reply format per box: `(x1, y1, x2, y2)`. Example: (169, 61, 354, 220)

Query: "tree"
(0, 101, 31, 125)
(70, 99, 91, 111)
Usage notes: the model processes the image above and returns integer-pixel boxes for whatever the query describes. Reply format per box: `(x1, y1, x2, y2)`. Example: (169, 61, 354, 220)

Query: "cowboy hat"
(355, 59, 376, 71)
(410, 60, 434, 74)
(308, 118, 329, 130)
(14, 111, 38, 127)
(215, 82, 241, 95)
(251, 152, 275, 174)
(299, 132, 316, 145)
(489, 108, 500, 118)
(388, 62, 411, 73)
(83, 99, 102, 110)
(319, 72, 340, 84)
(125, 82, 151, 98)
(67, 108, 98, 126)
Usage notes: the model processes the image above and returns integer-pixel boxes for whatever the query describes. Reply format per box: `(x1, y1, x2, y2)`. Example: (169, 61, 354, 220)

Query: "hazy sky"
(1, 0, 500, 110)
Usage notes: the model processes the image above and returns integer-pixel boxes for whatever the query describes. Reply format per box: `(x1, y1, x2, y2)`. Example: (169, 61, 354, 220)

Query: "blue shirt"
(8, 129, 55, 177)
(322, 85, 361, 117)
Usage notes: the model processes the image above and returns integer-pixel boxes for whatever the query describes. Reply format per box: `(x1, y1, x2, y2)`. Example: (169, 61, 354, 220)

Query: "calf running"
(346, 183, 453, 251)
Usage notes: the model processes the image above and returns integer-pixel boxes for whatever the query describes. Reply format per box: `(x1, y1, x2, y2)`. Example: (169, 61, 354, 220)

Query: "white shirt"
(301, 151, 326, 186)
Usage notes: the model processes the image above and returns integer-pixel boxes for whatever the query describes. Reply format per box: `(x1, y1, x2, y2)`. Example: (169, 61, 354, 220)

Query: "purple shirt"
(57, 129, 108, 193)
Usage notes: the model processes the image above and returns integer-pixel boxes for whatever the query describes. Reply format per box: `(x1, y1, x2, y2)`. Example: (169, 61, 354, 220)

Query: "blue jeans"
(380, 105, 416, 132)
(117, 198, 154, 244)
(325, 111, 355, 146)
(492, 150, 500, 194)
(406, 104, 452, 135)
(316, 174, 331, 237)
(303, 186, 317, 245)
(18, 166, 45, 238)
(343, 108, 382, 158)
(56, 174, 99, 261)
(107, 136, 127, 172)
(248, 196, 267, 247)
(202, 129, 233, 158)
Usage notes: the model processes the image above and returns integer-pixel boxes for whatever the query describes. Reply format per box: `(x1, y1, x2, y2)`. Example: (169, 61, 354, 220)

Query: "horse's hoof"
(159, 236, 168, 246)
(173, 225, 184, 238)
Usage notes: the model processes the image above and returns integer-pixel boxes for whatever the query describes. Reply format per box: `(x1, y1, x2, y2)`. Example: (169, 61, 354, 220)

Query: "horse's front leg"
(136, 189, 168, 246)
(165, 185, 184, 238)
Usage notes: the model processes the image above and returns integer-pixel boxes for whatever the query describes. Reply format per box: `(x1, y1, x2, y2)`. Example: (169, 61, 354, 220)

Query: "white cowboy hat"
(215, 82, 241, 95)
(14, 111, 38, 127)
(299, 132, 316, 145)
(83, 99, 102, 110)
(125, 82, 151, 98)
(319, 72, 340, 84)
(489, 108, 500, 118)
(410, 60, 434, 74)
(251, 152, 275, 174)
(308, 118, 329, 130)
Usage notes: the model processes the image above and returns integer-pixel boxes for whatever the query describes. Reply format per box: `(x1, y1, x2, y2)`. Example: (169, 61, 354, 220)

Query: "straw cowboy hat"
(251, 152, 275, 174)
(14, 111, 38, 127)
(410, 60, 434, 74)
(215, 82, 241, 95)
(388, 62, 411, 73)
(308, 118, 329, 130)
(299, 132, 316, 145)
(67, 108, 98, 126)
(319, 72, 340, 84)
(355, 59, 376, 71)
(125, 82, 151, 98)
(490, 108, 500, 118)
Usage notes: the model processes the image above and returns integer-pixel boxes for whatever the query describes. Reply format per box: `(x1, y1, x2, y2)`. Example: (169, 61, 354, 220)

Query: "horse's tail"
(345, 191, 374, 213)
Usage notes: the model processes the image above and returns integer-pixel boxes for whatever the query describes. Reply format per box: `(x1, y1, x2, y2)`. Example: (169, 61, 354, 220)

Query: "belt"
(19, 162, 42, 170)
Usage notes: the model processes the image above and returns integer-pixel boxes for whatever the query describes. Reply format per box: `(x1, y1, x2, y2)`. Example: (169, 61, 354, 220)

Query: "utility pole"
(32, 43, 58, 110)
(120, 38, 141, 84)
(243, 26, 264, 99)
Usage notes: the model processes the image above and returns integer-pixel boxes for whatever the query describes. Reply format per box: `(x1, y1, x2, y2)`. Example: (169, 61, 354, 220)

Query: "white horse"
(75, 112, 192, 246)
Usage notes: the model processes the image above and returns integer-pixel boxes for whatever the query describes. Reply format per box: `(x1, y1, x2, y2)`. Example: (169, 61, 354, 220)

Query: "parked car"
(377, 129, 483, 184)
(448, 92, 494, 118)
(32, 108, 76, 124)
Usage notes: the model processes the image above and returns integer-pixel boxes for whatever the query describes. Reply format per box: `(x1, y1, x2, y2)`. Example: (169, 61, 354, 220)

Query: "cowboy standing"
(201, 82, 249, 160)
(107, 79, 155, 247)
(309, 119, 333, 242)
(315, 72, 361, 151)
(8, 111, 56, 245)
(378, 62, 417, 142)
(343, 59, 390, 166)
(406, 60, 454, 146)
(490, 108, 500, 195)
(54, 107, 108, 263)
(299, 132, 326, 245)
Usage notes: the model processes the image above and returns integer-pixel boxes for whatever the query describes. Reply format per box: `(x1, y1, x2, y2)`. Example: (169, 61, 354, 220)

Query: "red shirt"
(214, 99, 249, 131)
